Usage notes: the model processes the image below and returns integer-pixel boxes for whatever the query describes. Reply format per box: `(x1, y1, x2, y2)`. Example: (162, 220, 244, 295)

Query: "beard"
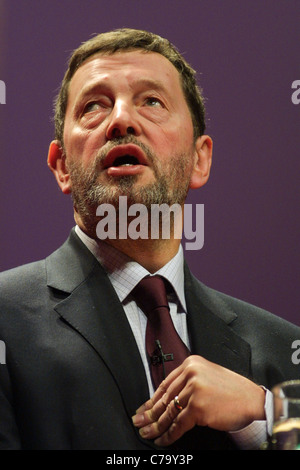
(66, 135, 194, 236)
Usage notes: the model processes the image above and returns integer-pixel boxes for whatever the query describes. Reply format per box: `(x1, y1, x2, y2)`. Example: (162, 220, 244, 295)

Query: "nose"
(106, 99, 142, 140)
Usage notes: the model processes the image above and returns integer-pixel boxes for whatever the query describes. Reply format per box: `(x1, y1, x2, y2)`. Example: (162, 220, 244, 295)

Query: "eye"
(83, 101, 101, 114)
(82, 95, 112, 115)
(144, 97, 163, 108)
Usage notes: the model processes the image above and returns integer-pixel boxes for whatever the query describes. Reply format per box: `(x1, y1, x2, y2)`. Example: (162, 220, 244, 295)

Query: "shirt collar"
(75, 225, 186, 311)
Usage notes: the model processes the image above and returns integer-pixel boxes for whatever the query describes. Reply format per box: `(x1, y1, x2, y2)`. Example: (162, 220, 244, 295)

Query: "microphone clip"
(150, 340, 174, 366)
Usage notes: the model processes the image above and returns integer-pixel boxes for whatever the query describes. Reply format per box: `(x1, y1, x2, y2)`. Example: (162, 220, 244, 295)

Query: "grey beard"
(66, 137, 192, 235)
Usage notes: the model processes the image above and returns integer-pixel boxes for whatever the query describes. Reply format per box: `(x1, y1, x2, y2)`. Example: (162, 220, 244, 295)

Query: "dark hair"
(54, 28, 206, 145)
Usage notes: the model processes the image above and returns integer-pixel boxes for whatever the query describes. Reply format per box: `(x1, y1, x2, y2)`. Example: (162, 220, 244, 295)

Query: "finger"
(154, 406, 196, 447)
(133, 370, 187, 428)
(138, 394, 186, 441)
(138, 390, 192, 441)
(132, 391, 171, 429)
(136, 364, 184, 415)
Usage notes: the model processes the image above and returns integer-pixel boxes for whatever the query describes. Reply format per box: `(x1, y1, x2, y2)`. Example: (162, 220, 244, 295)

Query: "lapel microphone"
(150, 339, 174, 379)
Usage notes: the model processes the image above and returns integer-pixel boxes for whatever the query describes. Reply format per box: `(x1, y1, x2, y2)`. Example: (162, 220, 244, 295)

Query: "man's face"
(62, 50, 199, 223)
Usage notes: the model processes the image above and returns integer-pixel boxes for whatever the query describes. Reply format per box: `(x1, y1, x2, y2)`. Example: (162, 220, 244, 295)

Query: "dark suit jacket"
(0, 229, 299, 450)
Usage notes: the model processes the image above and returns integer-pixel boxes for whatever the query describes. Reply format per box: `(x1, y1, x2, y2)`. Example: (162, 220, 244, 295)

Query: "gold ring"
(174, 396, 183, 411)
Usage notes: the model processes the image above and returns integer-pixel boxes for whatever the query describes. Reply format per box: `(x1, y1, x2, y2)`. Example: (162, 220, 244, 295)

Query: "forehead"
(68, 50, 184, 102)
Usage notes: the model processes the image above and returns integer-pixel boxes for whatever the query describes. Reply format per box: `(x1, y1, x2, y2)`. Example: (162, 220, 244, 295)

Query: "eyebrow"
(74, 77, 170, 108)
(129, 78, 168, 93)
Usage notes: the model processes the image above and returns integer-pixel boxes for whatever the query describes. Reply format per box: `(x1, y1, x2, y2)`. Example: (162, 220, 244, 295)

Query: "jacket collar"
(46, 229, 150, 419)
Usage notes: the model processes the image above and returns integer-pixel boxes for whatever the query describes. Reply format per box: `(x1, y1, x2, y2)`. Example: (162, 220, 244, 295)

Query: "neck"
(104, 237, 181, 273)
(74, 212, 182, 273)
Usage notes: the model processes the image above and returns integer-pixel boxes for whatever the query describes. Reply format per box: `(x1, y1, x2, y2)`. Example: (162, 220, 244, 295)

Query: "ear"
(47, 140, 71, 194)
(189, 135, 213, 190)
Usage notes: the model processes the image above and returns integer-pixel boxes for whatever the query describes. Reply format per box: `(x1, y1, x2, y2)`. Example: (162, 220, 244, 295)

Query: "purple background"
(1, 0, 299, 325)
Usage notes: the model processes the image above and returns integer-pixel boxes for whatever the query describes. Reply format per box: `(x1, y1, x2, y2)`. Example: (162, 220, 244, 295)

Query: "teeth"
(113, 155, 139, 167)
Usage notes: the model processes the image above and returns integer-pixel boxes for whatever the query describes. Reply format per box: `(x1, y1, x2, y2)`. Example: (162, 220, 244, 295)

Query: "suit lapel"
(46, 230, 149, 418)
(184, 264, 251, 378)
(46, 232, 251, 449)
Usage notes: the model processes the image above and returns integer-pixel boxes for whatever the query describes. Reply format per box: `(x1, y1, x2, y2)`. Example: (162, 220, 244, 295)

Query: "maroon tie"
(132, 275, 190, 389)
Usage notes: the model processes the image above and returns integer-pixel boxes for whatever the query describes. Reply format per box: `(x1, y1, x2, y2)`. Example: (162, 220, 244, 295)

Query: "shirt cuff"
(229, 388, 273, 450)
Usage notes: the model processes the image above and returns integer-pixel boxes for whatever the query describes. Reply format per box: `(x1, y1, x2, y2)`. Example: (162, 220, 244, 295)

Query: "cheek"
(157, 120, 194, 157)
(64, 124, 101, 166)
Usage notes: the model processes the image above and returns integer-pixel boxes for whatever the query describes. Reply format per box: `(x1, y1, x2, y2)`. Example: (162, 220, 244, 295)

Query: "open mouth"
(103, 144, 148, 171)
(111, 155, 140, 167)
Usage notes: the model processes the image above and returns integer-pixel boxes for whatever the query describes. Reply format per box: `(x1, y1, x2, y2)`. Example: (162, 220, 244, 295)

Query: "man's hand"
(132, 355, 266, 446)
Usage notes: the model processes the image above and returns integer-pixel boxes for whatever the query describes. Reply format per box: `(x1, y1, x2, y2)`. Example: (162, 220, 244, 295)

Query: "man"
(0, 28, 299, 450)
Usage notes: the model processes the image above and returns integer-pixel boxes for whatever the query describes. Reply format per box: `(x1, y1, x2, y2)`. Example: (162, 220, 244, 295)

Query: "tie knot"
(131, 275, 169, 315)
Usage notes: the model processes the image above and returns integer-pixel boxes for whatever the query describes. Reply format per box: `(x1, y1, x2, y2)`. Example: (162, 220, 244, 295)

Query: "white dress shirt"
(75, 225, 272, 449)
